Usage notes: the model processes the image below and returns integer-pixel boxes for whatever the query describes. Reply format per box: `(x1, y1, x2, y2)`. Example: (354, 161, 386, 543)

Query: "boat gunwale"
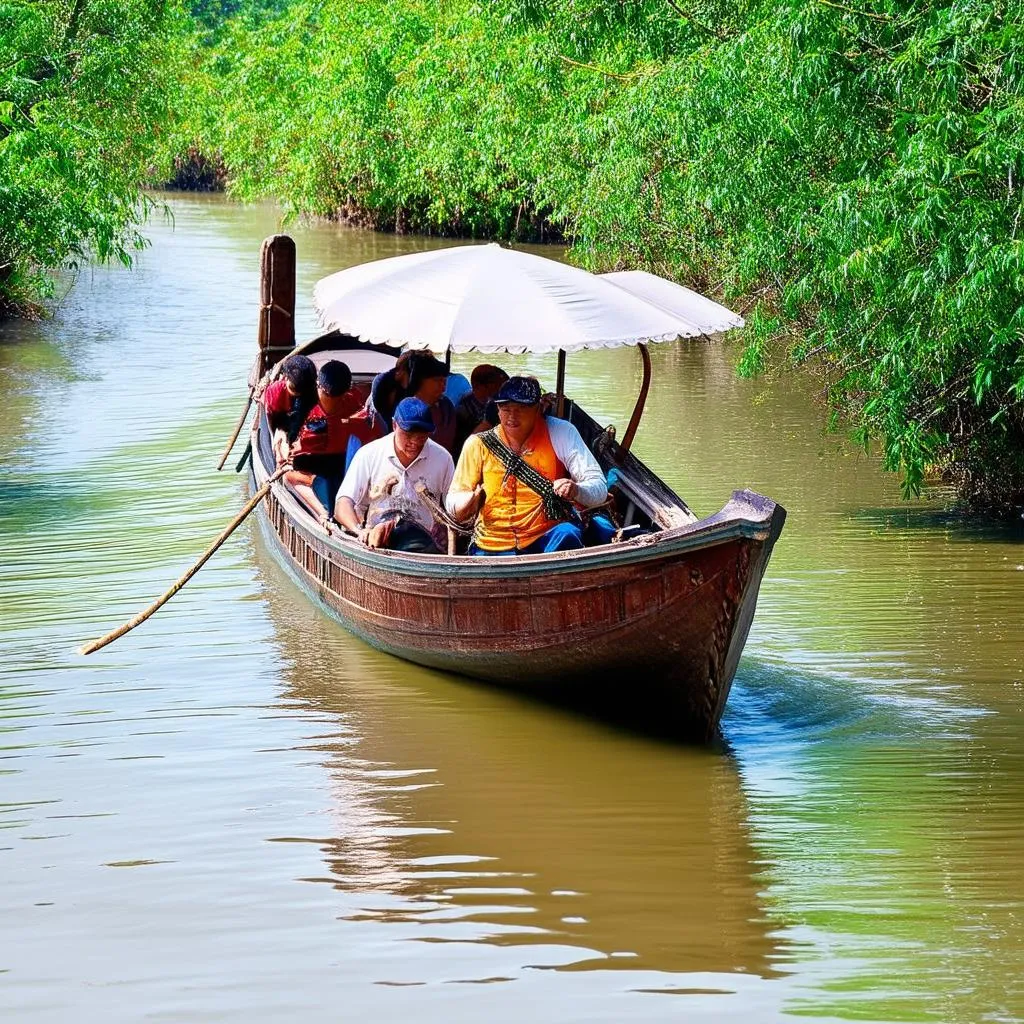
(251, 423, 781, 581)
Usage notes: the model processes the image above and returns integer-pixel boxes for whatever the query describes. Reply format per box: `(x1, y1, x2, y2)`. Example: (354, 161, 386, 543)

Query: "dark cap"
(408, 353, 449, 382)
(495, 376, 542, 406)
(393, 397, 436, 433)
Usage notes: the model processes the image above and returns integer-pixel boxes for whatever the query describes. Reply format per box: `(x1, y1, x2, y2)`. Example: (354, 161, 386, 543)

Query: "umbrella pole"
(555, 348, 567, 418)
(617, 343, 651, 460)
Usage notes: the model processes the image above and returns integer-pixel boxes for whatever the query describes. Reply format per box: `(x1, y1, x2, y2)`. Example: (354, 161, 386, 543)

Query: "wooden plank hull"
(250, 434, 785, 739)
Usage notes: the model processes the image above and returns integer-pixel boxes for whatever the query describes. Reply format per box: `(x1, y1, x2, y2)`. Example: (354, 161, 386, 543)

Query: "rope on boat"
(414, 483, 476, 536)
(478, 428, 582, 526)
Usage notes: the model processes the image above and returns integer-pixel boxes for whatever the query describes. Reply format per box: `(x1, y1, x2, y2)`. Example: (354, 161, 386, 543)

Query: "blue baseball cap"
(393, 397, 436, 433)
(495, 376, 542, 406)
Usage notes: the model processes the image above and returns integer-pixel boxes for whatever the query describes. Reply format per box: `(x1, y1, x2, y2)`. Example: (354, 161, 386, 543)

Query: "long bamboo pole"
(234, 439, 253, 473)
(215, 387, 255, 471)
(79, 465, 290, 656)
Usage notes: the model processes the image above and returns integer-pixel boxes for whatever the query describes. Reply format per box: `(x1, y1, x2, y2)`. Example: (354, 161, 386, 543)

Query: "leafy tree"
(32, 0, 1024, 510)
(0, 0, 170, 313)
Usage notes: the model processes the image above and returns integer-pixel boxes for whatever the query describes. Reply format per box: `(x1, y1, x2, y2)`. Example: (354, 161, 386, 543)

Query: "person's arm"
(262, 381, 291, 464)
(334, 495, 365, 538)
(335, 447, 368, 525)
(334, 447, 387, 545)
(286, 468, 331, 530)
(445, 436, 485, 521)
(272, 429, 290, 466)
(547, 418, 608, 508)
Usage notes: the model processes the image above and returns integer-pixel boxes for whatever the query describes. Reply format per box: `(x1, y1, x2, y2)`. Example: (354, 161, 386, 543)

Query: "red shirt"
(262, 379, 293, 422)
(293, 390, 377, 456)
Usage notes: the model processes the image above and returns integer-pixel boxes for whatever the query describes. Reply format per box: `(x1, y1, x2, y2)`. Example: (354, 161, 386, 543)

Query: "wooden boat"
(246, 237, 786, 740)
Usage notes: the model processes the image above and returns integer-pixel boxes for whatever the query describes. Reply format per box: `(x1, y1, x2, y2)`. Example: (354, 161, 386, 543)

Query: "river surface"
(2, 194, 1022, 1023)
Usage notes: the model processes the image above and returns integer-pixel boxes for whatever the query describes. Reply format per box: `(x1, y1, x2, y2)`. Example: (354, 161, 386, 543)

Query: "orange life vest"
(474, 417, 566, 552)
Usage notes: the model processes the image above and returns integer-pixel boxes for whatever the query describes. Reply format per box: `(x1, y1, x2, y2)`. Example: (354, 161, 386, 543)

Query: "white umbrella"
(313, 243, 733, 355)
(601, 270, 744, 336)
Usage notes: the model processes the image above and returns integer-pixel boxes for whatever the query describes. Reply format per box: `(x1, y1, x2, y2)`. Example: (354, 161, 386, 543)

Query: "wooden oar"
(235, 440, 253, 473)
(80, 464, 290, 656)
(216, 387, 255, 470)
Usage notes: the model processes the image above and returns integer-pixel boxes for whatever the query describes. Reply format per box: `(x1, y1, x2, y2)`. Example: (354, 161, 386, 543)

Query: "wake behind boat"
(246, 237, 786, 740)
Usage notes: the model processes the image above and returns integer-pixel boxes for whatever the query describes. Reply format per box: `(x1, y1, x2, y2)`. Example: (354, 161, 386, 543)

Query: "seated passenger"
(367, 350, 415, 433)
(444, 371, 472, 406)
(406, 353, 458, 454)
(334, 398, 455, 553)
(285, 360, 378, 529)
(262, 354, 318, 466)
(446, 376, 608, 555)
(454, 364, 509, 456)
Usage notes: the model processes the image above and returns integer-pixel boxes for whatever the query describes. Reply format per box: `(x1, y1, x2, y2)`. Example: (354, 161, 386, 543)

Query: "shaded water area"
(2, 194, 1023, 1022)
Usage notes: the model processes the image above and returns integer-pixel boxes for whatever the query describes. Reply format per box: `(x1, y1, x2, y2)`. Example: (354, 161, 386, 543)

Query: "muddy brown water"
(1, 195, 1022, 1023)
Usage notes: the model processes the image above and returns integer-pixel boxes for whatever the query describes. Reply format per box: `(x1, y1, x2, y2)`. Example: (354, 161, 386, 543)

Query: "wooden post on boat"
(216, 236, 297, 470)
(258, 234, 296, 376)
(555, 348, 567, 418)
(617, 343, 652, 460)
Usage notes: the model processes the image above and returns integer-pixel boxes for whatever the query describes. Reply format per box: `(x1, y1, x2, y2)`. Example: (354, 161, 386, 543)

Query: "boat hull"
(251, 448, 784, 739)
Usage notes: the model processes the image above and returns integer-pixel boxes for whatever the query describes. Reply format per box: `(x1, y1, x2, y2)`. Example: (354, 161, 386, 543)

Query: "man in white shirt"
(335, 398, 455, 554)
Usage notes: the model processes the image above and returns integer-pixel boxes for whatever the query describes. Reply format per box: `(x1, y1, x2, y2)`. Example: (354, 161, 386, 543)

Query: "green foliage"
(110, 0, 1024, 511)
(0, 0, 171, 313)
(163, 0, 1024, 509)
(3, 0, 1019, 508)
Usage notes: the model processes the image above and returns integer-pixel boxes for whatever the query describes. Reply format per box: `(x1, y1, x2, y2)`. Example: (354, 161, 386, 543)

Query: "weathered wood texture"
(253, 439, 783, 740)
(258, 235, 296, 375)
(246, 332, 785, 740)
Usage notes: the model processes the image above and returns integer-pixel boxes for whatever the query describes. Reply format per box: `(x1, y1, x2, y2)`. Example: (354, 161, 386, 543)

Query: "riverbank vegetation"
(5, 0, 1023, 512)
(0, 0, 172, 314)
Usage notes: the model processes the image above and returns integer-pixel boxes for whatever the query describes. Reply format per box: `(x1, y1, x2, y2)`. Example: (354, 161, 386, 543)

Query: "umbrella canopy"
(601, 271, 744, 336)
(313, 243, 740, 355)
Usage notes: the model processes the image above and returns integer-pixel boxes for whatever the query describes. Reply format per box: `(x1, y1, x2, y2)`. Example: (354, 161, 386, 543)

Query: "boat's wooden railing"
(566, 402, 698, 530)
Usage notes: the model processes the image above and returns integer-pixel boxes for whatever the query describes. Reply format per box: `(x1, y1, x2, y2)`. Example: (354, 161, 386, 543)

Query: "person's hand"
(361, 520, 395, 549)
(272, 432, 289, 466)
(317, 511, 333, 535)
(553, 478, 578, 501)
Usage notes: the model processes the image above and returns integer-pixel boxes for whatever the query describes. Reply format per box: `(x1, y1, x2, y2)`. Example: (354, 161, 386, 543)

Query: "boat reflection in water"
(252, 536, 778, 986)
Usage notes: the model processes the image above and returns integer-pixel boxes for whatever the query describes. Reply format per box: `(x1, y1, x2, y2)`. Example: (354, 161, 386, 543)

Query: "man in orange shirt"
(446, 376, 607, 555)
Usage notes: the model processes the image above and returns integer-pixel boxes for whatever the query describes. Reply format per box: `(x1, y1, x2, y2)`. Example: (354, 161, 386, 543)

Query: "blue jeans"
(585, 514, 617, 546)
(312, 474, 343, 515)
(308, 436, 364, 515)
(470, 522, 584, 556)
